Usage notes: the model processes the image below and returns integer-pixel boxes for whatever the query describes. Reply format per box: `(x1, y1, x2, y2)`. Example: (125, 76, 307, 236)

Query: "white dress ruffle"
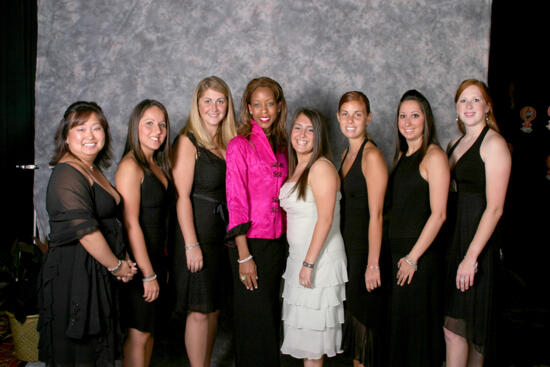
(279, 183, 348, 360)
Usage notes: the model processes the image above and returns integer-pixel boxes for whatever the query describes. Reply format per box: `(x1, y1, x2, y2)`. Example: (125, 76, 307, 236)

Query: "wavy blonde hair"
(181, 76, 237, 149)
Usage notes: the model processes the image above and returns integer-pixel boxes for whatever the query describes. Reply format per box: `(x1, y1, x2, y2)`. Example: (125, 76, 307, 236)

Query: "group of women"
(37, 76, 511, 367)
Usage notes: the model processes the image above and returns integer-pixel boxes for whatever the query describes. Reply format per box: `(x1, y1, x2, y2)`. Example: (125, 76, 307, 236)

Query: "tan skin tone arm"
(80, 230, 136, 281)
(115, 156, 159, 301)
(456, 131, 511, 291)
(362, 144, 388, 291)
(172, 136, 204, 273)
(299, 159, 340, 288)
(396, 145, 450, 286)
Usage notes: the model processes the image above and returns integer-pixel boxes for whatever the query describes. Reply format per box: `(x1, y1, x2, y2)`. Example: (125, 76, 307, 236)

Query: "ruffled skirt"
(281, 244, 347, 360)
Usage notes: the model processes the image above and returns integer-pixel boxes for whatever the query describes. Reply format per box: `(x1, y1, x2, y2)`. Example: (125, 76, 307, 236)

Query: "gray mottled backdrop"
(34, 0, 492, 236)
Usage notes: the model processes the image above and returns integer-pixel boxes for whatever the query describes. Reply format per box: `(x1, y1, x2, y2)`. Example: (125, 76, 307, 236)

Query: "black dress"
(339, 138, 389, 366)
(445, 126, 498, 355)
(386, 150, 443, 367)
(121, 170, 171, 334)
(172, 132, 230, 314)
(38, 163, 125, 366)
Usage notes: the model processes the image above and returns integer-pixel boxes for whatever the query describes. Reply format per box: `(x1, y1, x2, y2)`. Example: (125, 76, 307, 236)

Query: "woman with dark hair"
(115, 99, 173, 367)
(337, 91, 389, 367)
(38, 101, 137, 366)
(279, 108, 347, 367)
(171, 76, 237, 366)
(386, 90, 449, 366)
(444, 79, 511, 367)
(225, 76, 288, 366)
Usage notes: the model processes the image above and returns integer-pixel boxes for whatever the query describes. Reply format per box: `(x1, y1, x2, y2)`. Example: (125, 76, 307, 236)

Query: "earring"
(486, 113, 489, 122)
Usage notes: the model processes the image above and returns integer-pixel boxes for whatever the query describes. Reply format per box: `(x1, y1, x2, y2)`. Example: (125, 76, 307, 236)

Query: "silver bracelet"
(404, 256, 417, 270)
(185, 242, 200, 250)
(142, 273, 157, 282)
(237, 254, 253, 264)
(108, 259, 122, 274)
(302, 261, 314, 269)
(367, 265, 380, 270)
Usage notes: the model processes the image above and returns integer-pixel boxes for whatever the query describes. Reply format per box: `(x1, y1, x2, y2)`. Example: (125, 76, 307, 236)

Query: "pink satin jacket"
(226, 120, 288, 239)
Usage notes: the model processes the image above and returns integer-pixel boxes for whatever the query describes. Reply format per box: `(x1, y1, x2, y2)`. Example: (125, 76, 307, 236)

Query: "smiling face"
(138, 106, 167, 154)
(291, 113, 315, 156)
(198, 88, 228, 134)
(65, 112, 105, 163)
(248, 87, 280, 132)
(456, 85, 490, 128)
(398, 100, 425, 145)
(337, 100, 372, 140)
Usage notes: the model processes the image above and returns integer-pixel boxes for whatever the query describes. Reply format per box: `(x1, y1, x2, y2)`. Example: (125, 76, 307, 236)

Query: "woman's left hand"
(396, 257, 416, 286)
(456, 258, 477, 291)
(299, 266, 313, 288)
(365, 267, 381, 292)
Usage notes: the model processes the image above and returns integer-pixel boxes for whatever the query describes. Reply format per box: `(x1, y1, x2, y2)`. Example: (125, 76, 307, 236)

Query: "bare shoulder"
(174, 134, 195, 154)
(481, 129, 511, 161)
(363, 142, 385, 164)
(310, 157, 338, 179)
(482, 129, 508, 149)
(309, 157, 340, 192)
(422, 144, 449, 170)
(116, 153, 144, 186)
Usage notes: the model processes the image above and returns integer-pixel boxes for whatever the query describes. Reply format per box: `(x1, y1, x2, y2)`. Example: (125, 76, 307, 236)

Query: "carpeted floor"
(2, 281, 549, 367)
(0, 314, 23, 367)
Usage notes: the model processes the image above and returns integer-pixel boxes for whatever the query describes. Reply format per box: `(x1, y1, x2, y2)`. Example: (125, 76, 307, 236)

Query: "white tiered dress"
(279, 183, 348, 359)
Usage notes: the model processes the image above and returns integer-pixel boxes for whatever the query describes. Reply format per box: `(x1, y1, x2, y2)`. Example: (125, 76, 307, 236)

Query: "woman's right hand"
(239, 259, 258, 291)
(365, 267, 381, 292)
(186, 246, 204, 273)
(143, 279, 160, 302)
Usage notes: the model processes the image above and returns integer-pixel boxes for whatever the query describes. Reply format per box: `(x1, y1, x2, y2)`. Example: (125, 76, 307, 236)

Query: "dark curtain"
(0, 1, 37, 248)
(488, 2, 550, 365)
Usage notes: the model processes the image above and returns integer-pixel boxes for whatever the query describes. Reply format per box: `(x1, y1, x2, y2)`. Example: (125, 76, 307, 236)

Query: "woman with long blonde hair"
(172, 76, 237, 367)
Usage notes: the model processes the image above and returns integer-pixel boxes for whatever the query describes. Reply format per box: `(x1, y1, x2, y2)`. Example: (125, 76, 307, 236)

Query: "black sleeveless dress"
(339, 138, 389, 366)
(172, 132, 230, 314)
(38, 163, 125, 366)
(445, 126, 498, 355)
(121, 170, 172, 334)
(387, 149, 444, 367)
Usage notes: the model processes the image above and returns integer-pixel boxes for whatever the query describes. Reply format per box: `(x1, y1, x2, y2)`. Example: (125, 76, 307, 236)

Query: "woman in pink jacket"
(225, 76, 288, 367)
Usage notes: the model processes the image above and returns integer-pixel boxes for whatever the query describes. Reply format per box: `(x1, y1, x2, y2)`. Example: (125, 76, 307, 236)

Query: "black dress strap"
(447, 135, 465, 157)
(340, 137, 369, 173)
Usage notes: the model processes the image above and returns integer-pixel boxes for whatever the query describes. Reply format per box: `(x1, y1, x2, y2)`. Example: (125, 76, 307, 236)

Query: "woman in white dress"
(280, 108, 348, 367)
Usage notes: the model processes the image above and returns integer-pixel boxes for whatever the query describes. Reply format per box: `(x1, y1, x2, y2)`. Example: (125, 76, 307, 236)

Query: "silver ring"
(241, 275, 246, 281)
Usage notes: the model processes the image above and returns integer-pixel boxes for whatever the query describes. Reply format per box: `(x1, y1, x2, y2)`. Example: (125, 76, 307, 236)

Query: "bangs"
(68, 110, 96, 129)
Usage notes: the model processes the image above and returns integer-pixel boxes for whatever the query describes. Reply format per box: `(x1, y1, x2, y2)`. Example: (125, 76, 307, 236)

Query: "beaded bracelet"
(367, 265, 380, 270)
(404, 256, 418, 270)
(302, 261, 314, 269)
(237, 254, 253, 264)
(108, 259, 122, 274)
(142, 273, 157, 282)
(185, 242, 200, 251)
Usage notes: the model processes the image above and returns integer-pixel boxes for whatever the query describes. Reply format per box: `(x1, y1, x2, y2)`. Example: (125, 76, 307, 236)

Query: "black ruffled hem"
(341, 312, 377, 366)
(224, 222, 251, 247)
